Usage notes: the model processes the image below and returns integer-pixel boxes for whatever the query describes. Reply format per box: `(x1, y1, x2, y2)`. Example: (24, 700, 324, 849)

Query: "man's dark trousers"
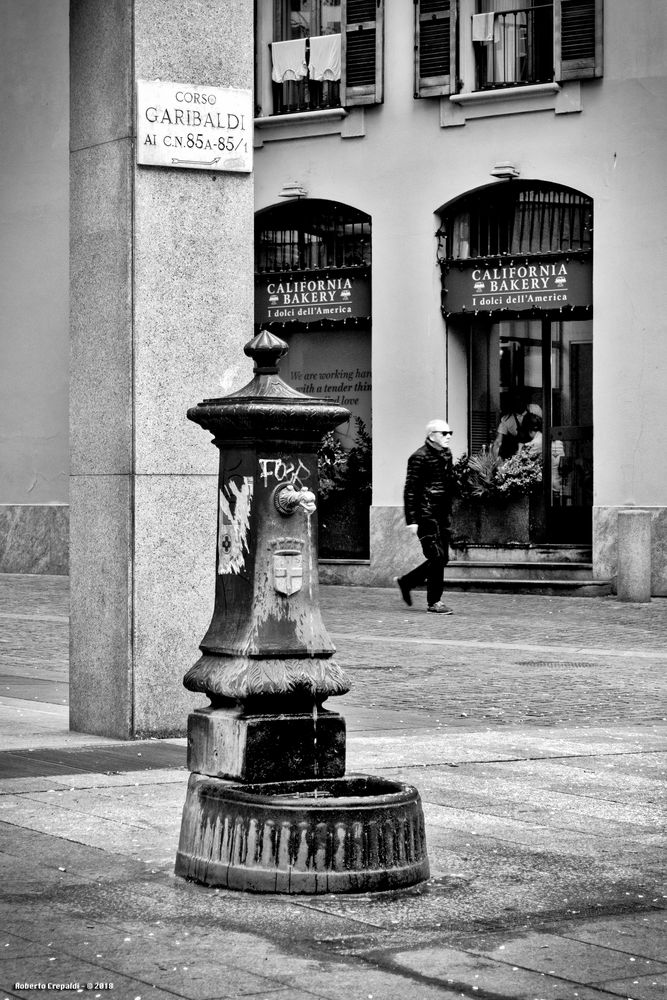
(400, 512, 450, 606)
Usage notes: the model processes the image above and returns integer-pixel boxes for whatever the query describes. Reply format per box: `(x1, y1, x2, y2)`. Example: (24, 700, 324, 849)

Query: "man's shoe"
(394, 576, 412, 607)
(427, 601, 453, 615)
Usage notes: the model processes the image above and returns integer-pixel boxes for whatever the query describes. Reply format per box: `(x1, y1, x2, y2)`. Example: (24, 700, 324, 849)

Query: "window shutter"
(554, 0, 603, 80)
(414, 0, 456, 98)
(341, 0, 385, 106)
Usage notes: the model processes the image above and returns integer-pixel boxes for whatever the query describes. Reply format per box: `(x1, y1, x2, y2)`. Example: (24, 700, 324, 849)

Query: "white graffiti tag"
(218, 476, 253, 574)
(258, 457, 310, 488)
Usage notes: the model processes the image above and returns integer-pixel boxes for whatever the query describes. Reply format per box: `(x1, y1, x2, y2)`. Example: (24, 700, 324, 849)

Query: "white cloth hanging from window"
(271, 37, 308, 83)
(472, 12, 495, 42)
(308, 33, 341, 81)
(493, 11, 527, 83)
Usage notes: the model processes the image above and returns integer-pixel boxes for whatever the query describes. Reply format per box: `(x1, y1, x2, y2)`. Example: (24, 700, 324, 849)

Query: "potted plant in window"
(451, 446, 545, 546)
(317, 418, 372, 558)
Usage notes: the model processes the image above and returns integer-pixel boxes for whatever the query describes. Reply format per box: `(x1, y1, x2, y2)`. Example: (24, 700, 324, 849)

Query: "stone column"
(69, 0, 253, 737)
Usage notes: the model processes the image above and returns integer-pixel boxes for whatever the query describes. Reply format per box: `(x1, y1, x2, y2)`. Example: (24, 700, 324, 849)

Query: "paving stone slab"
(265, 963, 467, 999)
(1, 932, 53, 962)
(0, 742, 187, 779)
(3, 912, 142, 953)
(0, 699, 117, 751)
(0, 795, 179, 859)
(0, 769, 184, 795)
(60, 768, 186, 789)
(593, 972, 667, 1000)
(2, 883, 385, 953)
(422, 801, 661, 859)
(347, 728, 667, 773)
(0, 674, 69, 705)
(394, 770, 666, 836)
(475, 931, 667, 983)
(117, 887, 391, 941)
(0, 954, 175, 1000)
(301, 856, 663, 940)
(561, 911, 667, 963)
(17, 781, 186, 824)
(387, 944, 624, 999)
(439, 757, 667, 805)
(0, 777, 74, 796)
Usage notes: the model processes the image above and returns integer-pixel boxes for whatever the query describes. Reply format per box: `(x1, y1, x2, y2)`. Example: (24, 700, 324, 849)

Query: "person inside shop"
(520, 413, 573, 504)
(492, 390, 543, 459)
(551, 436, 571, 504)
(394, 419, 456, 615)
(521, 411, 543, 456)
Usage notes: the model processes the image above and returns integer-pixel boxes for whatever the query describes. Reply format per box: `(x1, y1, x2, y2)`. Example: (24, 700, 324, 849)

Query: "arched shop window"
(255, 199, 372, 559)
(438, 181, 594, 544)
(437, 182, 592, 263)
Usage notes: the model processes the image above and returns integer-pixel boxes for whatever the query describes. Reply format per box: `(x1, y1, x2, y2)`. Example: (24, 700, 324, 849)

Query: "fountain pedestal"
(175, 331, 429, 893)
(186, 703, 346, 783)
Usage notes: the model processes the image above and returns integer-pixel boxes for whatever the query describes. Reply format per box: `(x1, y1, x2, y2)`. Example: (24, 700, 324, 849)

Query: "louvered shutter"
(341, 0, 385, 106)
(414, 0, 457, 98)
(554, 0, 603, 80)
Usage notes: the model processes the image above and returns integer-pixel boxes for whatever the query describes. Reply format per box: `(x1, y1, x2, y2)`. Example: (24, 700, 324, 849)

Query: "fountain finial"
(244, 329, 288, 374)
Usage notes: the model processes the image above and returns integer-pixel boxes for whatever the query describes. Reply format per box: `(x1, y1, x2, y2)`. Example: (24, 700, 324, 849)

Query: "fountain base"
(175, 772, 430, 894)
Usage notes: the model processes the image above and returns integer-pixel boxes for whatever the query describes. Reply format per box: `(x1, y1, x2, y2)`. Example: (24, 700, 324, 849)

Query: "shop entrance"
(438, 180, 594, 547)
(469, 315, 593, 543)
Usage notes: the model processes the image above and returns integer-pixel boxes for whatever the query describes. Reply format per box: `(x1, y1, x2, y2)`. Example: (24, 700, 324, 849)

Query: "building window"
(439, 182, 593, 261)
(474, 1, 554, 89)
(271, 1, 342, 114)
(414, 0, 603, 99)
(256, 0, 385, 117)
(256, 199, 371, 272)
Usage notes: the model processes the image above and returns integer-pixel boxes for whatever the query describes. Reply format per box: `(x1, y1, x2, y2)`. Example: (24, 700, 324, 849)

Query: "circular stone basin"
(175, 773, 430, 894)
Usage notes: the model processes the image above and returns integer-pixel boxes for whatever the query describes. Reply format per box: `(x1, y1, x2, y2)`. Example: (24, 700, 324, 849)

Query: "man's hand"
(408, 523, 419, 536)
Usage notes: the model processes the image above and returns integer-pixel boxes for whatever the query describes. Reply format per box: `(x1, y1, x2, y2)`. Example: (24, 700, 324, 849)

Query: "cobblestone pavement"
(324, 586, 667, 731)
(1, 575, 665, 730)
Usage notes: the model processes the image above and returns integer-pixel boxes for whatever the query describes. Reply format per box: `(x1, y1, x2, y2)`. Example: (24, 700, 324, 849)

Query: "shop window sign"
(255, 268, 371, 324)
(443, 257, 592, 316)
(282, 329, 371, 448)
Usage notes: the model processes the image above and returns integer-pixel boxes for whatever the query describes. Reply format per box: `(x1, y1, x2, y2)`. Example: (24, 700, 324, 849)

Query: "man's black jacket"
(404, 441, 455, 526)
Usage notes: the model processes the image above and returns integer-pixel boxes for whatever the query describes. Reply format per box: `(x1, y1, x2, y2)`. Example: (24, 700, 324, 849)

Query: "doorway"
(469, 316, 593, 543)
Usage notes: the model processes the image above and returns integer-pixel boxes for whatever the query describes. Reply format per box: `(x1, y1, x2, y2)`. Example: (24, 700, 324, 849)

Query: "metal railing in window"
(270, 38, 341, 115)
(256, 201, 371, 272)
(474, 4, 554, 90)
(438, 183, 592, 263)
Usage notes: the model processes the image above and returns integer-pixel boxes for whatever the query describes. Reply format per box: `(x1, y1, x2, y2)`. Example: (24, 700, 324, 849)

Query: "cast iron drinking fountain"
(175, 329, 430, 893)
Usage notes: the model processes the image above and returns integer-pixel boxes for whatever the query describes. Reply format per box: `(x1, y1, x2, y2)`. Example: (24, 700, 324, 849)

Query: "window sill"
(452, 82, 561, 106)
(254, 107, 365, 146)
(441, 81, 581, 127)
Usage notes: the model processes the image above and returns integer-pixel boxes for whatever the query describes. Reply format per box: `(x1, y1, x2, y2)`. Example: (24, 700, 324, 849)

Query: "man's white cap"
(426, 419, 451, 435)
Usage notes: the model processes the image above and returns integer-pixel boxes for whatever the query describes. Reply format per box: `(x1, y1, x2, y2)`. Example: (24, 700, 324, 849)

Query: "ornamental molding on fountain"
(175, 330, 430, 893)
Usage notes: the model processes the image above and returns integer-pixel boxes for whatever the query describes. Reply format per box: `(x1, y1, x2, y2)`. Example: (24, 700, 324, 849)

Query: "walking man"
(395, 419, 455, 614)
